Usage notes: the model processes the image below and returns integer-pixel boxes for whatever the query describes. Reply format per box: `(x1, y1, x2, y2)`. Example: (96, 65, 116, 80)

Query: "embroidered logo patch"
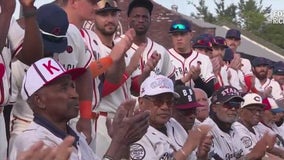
(241, 136, 252, 148)
(130, 143, 145, 160)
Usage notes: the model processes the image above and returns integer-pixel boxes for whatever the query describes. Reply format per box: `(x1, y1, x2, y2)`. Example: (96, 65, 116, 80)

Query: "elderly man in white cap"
(130, 74, 211, 160)
(232, 93, 284, 159)
(9, 57, 150, 160)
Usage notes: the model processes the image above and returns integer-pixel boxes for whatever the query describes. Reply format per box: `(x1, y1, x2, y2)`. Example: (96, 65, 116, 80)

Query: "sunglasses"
(97, 0, 117, 9)
(143, 96, 174, 107)
(222, 101, 242, 109)
(171, 23, 188, 31)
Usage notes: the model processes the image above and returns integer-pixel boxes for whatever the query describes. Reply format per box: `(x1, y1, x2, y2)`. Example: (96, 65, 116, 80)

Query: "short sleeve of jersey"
(67, 24, 92, 68)
(270, 80, 284, 100)
(241, 58, 253, 76)
(8, 17, 24, 56)
(160, 48, 175, 78)
(200, 55, 215, 82)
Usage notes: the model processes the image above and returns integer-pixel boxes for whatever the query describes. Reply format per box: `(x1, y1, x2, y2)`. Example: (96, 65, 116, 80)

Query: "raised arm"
(0, 0, 15, 52)
(16, 0, 43, 65)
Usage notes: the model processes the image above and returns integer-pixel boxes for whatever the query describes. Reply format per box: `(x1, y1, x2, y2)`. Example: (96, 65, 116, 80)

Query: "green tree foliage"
(215, 0, 238, 24)
(188, 0, 216, 23)
(188, 0, 283, 49)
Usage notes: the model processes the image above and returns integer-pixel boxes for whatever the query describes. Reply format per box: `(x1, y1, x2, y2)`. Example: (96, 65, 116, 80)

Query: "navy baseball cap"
(213, 36, 228, 48)
(226, 29, 241, 40)
(37, 3, 68, 54)
(211, 86, 244, 105)
(273, 61, 284, 75)
(223, 48, 234, 62)
(192, 36, 212, 51)
(127, 0, 153, 16)
(174, 85, 202, 110)
(96, 0, 121, 13)
(251, 57, 269, 67)
(169, 19, 191, 33)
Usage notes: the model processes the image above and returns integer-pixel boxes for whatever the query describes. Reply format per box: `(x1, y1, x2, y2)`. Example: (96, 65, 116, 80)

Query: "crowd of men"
(1, 0, 284, 159)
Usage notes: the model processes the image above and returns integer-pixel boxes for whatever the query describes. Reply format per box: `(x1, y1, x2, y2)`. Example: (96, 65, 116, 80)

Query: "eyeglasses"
(245, 107, 264, 114)
(143, 96, 174, 107)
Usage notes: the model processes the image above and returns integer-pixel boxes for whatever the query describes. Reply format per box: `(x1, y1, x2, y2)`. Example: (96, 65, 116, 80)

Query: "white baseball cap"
(21, 57, 86, 100)
(140, 74, 180, 98)
(241, 93, 265, 108)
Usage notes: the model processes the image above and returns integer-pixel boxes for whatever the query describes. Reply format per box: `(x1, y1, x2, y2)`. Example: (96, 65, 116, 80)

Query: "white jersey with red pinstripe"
(219, 65, 246, 92)
(129, 38, 175, 78)
(254, 78, 284, 101)
(240, 58, 253, 76)
(80, 28, 102, 110)
(0, 18, 24, 106)
(9, 24, 93, 147)
(168, 48, 215, 85)
(0, 17, 25, 159)
(81, 31, 133, 113)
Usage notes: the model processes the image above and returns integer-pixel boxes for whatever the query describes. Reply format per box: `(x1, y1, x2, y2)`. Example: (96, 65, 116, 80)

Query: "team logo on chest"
(130, 143, 145, 160)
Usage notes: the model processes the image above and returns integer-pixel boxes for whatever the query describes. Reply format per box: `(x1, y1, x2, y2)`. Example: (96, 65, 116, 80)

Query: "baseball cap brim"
(142, 88, 180, 98)
(22, 67, 86, 101)
(226, 36, 241, 40)
(175, 102, 203, 110)
(96, 8, 121, 13)
(169, 29, 190, 33)
(43, 37, 68, 54)
(242, 103, 266, 108)
(45, 67, 87, 86)
(213, 44, 228, 48)
(271, 108, 284, 113)
(214, 96, 244, 104)
(193, 45, 212, 51)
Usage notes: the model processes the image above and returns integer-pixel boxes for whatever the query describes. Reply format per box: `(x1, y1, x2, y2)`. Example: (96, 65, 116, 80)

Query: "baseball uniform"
(82, 30, 131, 157)
(232, 121, 262, 155)
(9, 24, 92, 150)
(202, 117, 243, 160)
(168, 48, 215, 86)
(240, 58, 253, 77)
(219, 65, 246, 92)
(9, 115, 100, 160)
(254, 78, 284, 101)
(130, 118, 195, 160)
(0, 17, 25, 158)
(130, 38, 175, 78)
(254, 122, 284, 149)
(92, 36, 176, 157)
